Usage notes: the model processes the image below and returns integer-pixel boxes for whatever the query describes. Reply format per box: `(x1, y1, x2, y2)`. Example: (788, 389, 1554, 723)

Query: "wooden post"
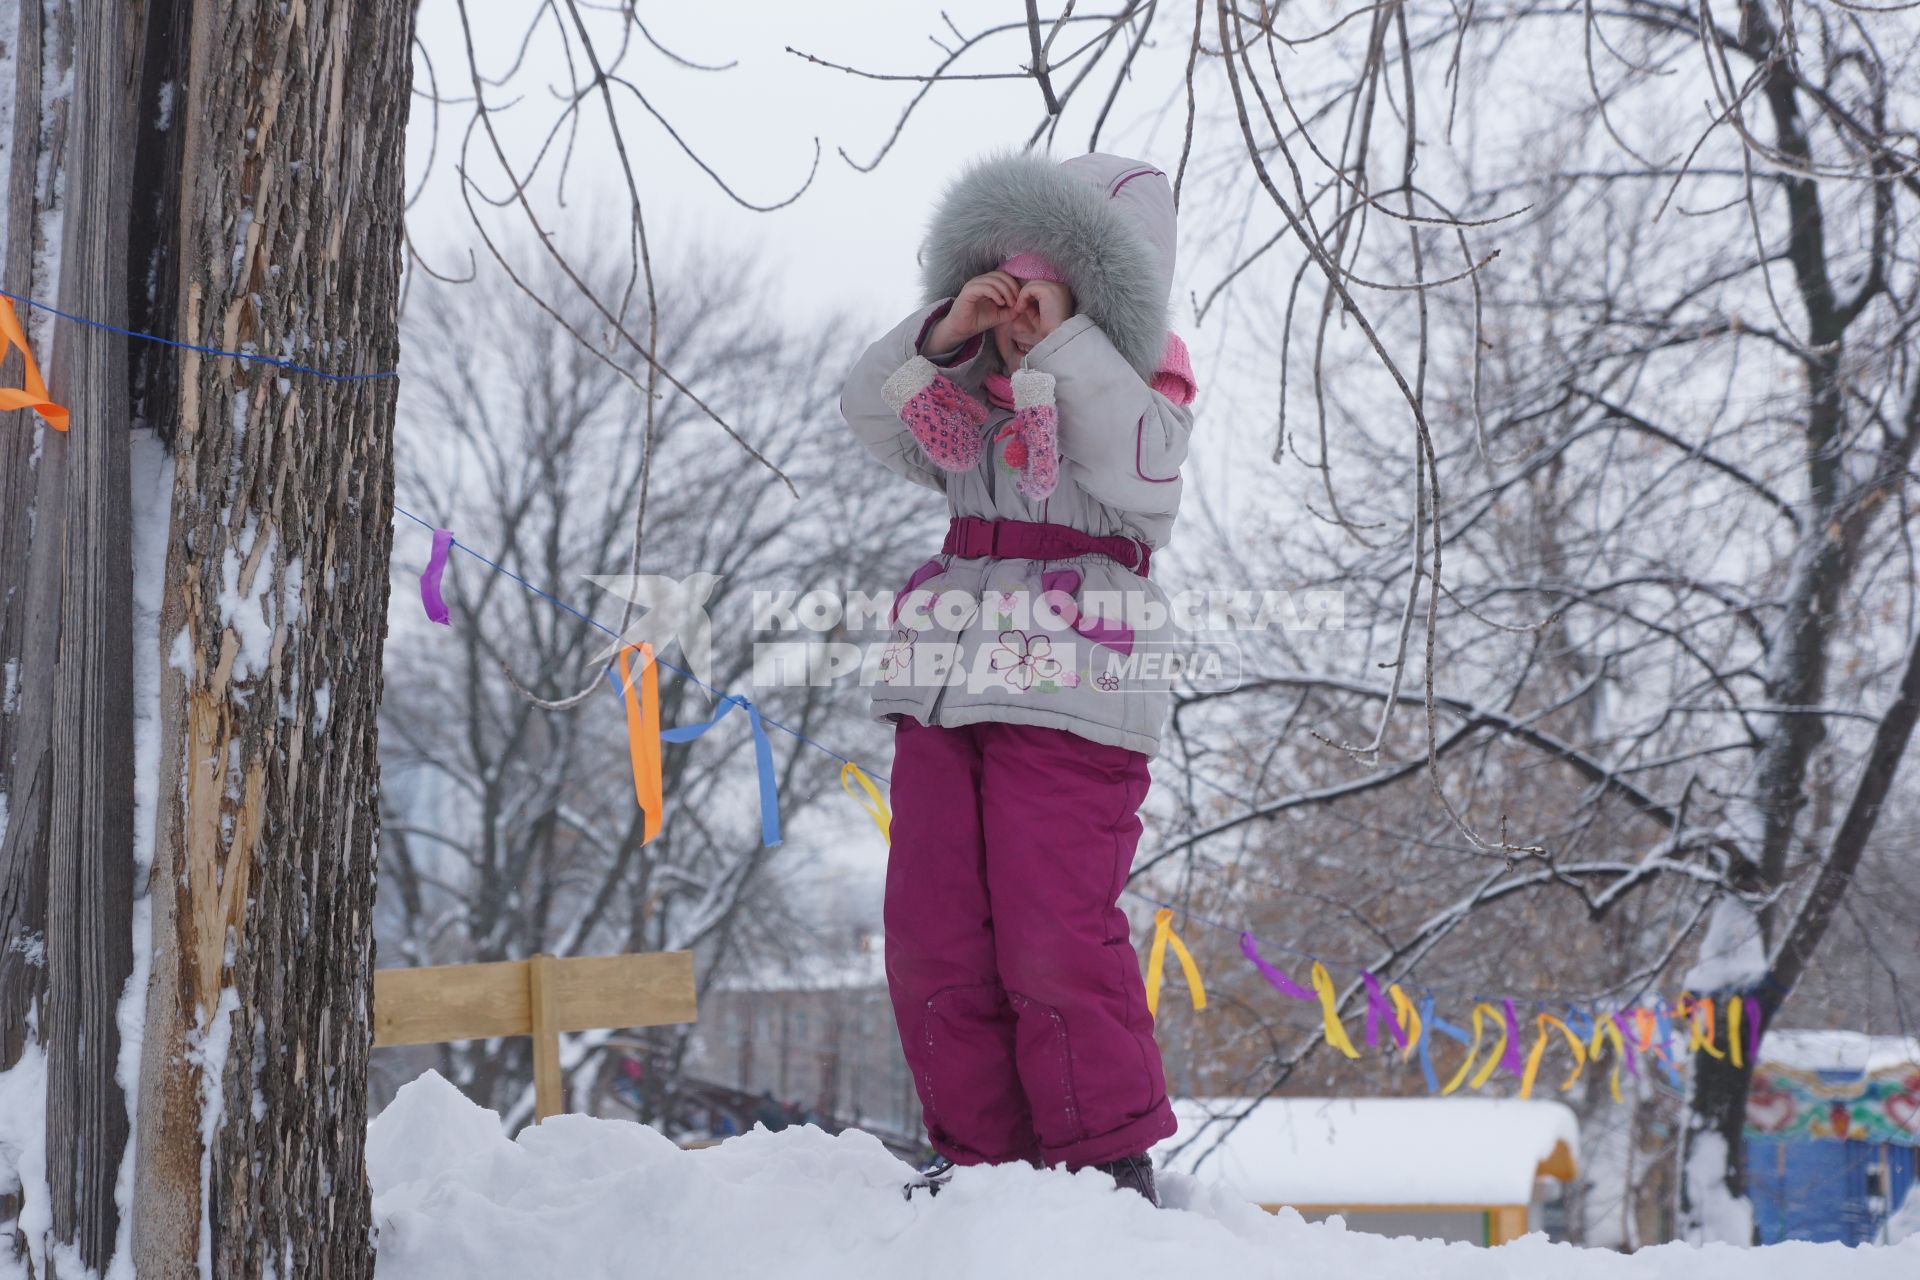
(1488, 1204, 1529, 1245)
(528, 954, 562, 1122)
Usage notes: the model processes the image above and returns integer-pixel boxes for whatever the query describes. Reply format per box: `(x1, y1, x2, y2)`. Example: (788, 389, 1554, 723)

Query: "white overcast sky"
(411, 1, 1091, 325)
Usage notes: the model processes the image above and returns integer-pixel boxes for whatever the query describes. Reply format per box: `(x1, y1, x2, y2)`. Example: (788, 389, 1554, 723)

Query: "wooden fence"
(373, 952, 698, 1121)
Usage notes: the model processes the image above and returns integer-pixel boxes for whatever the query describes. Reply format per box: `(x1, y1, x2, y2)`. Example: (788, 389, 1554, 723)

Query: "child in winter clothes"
(839, 152, 1197, 1205)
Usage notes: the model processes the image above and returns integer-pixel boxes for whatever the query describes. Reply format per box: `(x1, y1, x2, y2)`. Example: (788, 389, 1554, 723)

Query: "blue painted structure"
(1747, 1135, 1916, 1244)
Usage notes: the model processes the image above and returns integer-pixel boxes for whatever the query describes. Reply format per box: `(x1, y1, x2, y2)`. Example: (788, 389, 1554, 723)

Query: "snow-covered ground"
(368, 1073, 1920, 1279)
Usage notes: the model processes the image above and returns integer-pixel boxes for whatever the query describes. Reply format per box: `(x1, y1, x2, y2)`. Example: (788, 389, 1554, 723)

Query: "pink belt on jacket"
(942, 516, 1151, 577)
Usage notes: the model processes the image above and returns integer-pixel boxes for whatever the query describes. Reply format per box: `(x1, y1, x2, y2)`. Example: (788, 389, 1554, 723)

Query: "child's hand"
(924, 271, 1020, 352)
(1017, 280, 1074, 340)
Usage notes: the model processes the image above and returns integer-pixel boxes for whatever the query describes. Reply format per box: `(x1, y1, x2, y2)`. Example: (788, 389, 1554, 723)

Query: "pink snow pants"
(884, 714, 1177, 1169)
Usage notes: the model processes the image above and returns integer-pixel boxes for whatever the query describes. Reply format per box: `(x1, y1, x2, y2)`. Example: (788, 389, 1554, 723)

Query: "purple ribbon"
(420, 528, 454, 625)
(1746, 996, 1764, 1063)
(1610, 1011, 1641, 1078)
(1362, 972, 1407, 1050)
(1500, 999, 1526, 1077)
(1239, 932, 1313, 1000)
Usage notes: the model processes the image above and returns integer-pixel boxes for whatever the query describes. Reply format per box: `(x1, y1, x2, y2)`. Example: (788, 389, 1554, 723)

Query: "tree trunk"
(0, 0, 64, 1247)
(133, 2, 412, 1275)
(42, 3, 139, 1272)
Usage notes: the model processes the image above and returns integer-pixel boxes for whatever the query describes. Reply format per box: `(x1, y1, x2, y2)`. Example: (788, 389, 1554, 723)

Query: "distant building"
(1155, 1096, 1579, 1245)
(1746, 1030, 1920, 1244)
(675, 930, 923, 1147)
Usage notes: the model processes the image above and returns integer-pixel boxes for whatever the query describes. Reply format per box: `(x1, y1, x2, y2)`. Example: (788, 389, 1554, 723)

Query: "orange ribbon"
(0, 297, 68, 430)
(617, 643, 664, 844)
(1689, 995, 1726, 1060)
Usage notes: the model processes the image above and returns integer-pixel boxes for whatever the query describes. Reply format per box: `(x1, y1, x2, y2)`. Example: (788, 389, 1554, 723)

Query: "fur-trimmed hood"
(919, 152, 1176, 380)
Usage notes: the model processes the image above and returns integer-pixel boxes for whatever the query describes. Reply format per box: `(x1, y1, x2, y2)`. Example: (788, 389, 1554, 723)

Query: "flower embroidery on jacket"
(878, 629, 915, 683)
(989, 629, 1062, 691)
(1095, 669, 1122, 692)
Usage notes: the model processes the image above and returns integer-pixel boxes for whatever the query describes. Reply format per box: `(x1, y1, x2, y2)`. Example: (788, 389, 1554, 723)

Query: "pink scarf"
(983, 331, 1196, 410)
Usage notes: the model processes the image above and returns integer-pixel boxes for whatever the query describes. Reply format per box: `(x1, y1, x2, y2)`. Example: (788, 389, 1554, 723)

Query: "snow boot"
(902, 1154, 956, 1201)
(1090, 1154, 1160, 1207)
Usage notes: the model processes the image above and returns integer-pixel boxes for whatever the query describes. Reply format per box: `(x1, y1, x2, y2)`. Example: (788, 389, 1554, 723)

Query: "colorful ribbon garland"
(1145, 908, 1207, 1018)
(0, 297, 69, 430)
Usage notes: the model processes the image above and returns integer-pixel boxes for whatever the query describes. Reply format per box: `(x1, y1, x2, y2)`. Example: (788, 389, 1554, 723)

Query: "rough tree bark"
(42, 3, 138, 1271)
(0, 1, 412, 1275)
(133, 3, 413, 1276)
(0, 0, 69, 1250)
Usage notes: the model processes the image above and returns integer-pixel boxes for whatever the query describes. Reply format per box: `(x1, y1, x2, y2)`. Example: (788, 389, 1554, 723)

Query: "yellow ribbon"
(1519, 1014, 1588, 1099)
(1727, 996, 1744, 1068)
(1442, 1003, 1509, 1095)
(1689, 995, 1726, 1060)
(1144, 908, 1207, 1018)
(0, 297, 68, 430)
(617, 643, 664, 845)
(839, 761, 892, 844)
(1310, 962, 1361, 1059)
(1389, 983, 1423, 1059)
(1589, 1016, 1628, 1104)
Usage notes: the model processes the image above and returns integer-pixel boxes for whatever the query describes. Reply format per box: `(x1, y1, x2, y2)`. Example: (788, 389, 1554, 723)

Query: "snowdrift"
(369, 1072, 1919, 1279)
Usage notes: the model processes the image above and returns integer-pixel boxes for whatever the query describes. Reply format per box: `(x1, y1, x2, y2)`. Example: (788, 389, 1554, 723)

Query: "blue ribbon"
(599, 671, 784, 849)
(1417, 994, 1472, 1095)
(1651, 1001, 1685, 1087)
(660, 693, 783, 848)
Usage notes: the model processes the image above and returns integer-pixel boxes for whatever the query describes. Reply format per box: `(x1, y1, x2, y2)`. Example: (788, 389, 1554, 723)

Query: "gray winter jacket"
(839, 152, 1193, 758)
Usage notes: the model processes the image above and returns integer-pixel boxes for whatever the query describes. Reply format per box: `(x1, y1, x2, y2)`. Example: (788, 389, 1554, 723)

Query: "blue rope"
(0, 287, 399, 383)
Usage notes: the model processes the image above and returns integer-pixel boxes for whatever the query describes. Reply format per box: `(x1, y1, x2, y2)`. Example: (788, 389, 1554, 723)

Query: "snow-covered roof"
(1154, 1097, 1579, 1209)
(1759, 1030, 1920, 1075)
(708, 946, 888, 994)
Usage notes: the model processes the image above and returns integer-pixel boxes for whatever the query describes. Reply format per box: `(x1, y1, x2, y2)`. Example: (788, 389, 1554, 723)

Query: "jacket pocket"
(1038, 566, 1135, 656)
(890, 556, 948, 625)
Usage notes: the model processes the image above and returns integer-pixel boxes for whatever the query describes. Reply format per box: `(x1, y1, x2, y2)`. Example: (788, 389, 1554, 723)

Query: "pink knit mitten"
(881, 356, 989, 472)
(992, 368, 1059, 500)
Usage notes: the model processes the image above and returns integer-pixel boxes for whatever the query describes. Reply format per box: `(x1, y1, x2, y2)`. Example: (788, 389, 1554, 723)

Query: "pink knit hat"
(997, 251, 1069, 283)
